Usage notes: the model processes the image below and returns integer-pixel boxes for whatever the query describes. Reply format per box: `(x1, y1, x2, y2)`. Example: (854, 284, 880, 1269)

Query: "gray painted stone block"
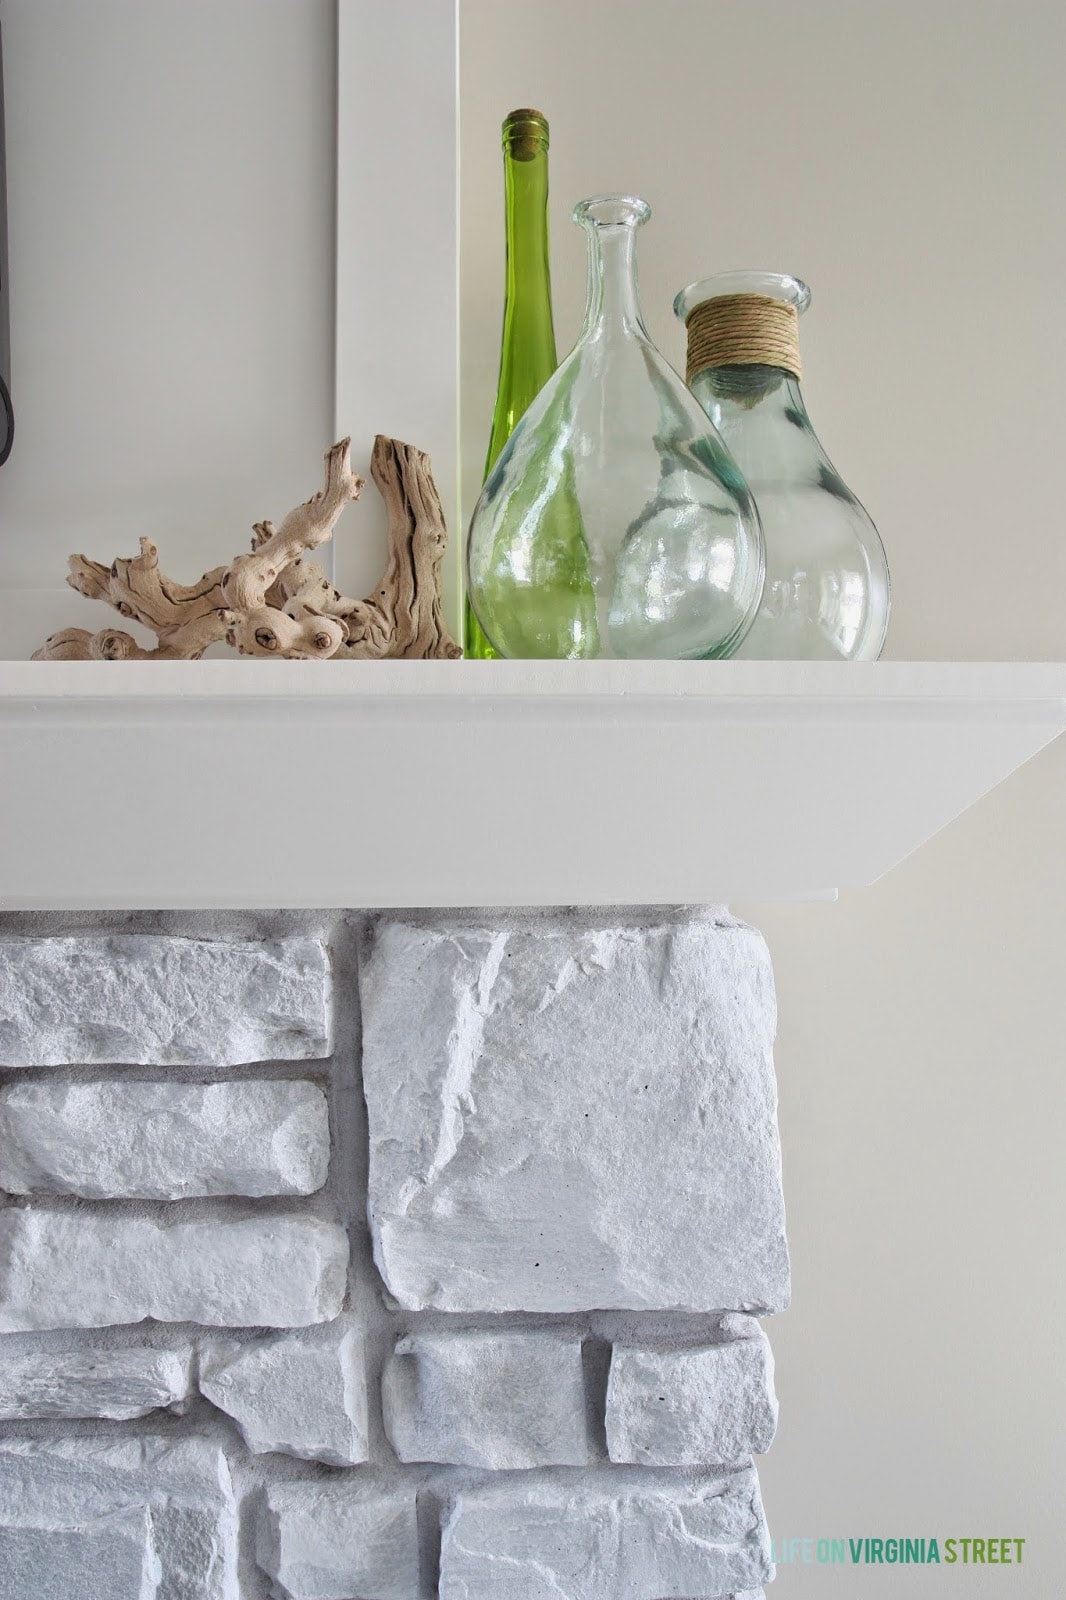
(0, 1347, 193, 1420)
(0, 935, 331, 1066)
(0, 1435, 239, 1600)
(362, 917, 788, 1312)
(382, 1329, 591, 1468)
(0, 1079, 330, 1198)
(0, 1512, 159, 1600)
(201, 1326, 368, 1465)
(258, 1479, 420, 1600)
(0, 1208, 348, 1330)
(607, 1321, 778, 1466)
(438, 1464, 773, 1599)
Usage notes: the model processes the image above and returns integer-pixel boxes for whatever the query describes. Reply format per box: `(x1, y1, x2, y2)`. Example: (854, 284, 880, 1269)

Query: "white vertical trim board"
(335, 0, 461, 633)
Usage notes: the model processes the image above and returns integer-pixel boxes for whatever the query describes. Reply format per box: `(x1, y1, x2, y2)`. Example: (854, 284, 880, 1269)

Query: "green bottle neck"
(487, 140, 557, 471)
(503, 145, 553, 320)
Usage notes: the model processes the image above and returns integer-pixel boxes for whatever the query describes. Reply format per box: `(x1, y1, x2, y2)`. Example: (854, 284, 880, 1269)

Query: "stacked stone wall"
(0, 909, 786, 1599)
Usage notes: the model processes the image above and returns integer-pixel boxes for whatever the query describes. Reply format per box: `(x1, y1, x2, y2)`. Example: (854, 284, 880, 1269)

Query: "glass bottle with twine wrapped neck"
(676, 272, 890, 660)
(466, 197, 764, 659)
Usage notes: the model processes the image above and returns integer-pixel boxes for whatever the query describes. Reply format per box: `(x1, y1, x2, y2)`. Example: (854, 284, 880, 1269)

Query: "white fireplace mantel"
(1, 658, 1063, 910)
(5, 15, 1061, 912)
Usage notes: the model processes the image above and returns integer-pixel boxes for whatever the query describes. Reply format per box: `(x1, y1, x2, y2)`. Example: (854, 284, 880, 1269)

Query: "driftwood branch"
(340, 437, 461, 659)
(33, 436, 461, 662)
(66, 539, 230, 658)
(218, 437, 363, 659)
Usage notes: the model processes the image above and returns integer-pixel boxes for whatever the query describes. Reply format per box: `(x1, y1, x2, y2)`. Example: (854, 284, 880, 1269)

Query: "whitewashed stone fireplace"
(0, 908, 785, 1599)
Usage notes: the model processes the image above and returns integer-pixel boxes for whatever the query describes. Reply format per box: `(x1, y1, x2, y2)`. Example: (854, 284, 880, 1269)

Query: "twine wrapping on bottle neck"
(685, 294, 803, 385)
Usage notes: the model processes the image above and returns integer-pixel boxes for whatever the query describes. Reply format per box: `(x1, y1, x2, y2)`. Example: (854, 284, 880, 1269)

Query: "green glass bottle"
(464, 109, 559, 658)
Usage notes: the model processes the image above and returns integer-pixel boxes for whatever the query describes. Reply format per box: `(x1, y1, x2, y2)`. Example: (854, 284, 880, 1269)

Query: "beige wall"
(461, 3, 1065, 1592)
(0, 0, 335, 655)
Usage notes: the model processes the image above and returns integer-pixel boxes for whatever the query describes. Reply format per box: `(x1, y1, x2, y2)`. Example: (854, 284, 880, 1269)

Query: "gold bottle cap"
(503, 108, 549, 160)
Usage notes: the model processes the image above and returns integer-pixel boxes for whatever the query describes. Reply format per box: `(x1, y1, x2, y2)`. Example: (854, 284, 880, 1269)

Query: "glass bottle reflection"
(676, 271, 890, 660)
(466, 197, 764, 659)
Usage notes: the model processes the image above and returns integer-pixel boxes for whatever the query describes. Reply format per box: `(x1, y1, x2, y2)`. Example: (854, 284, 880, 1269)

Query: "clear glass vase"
(675, 271, 890, 661)
(466, 197, 764, 660)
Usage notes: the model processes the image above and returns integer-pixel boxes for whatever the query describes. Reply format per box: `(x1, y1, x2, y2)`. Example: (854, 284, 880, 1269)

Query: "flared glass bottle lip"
(673, 271, 811, 323)
(573, 195, 652, 230)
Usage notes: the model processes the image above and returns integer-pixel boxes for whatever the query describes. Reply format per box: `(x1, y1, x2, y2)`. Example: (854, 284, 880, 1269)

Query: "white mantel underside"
(1, 660, 1063, 910)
